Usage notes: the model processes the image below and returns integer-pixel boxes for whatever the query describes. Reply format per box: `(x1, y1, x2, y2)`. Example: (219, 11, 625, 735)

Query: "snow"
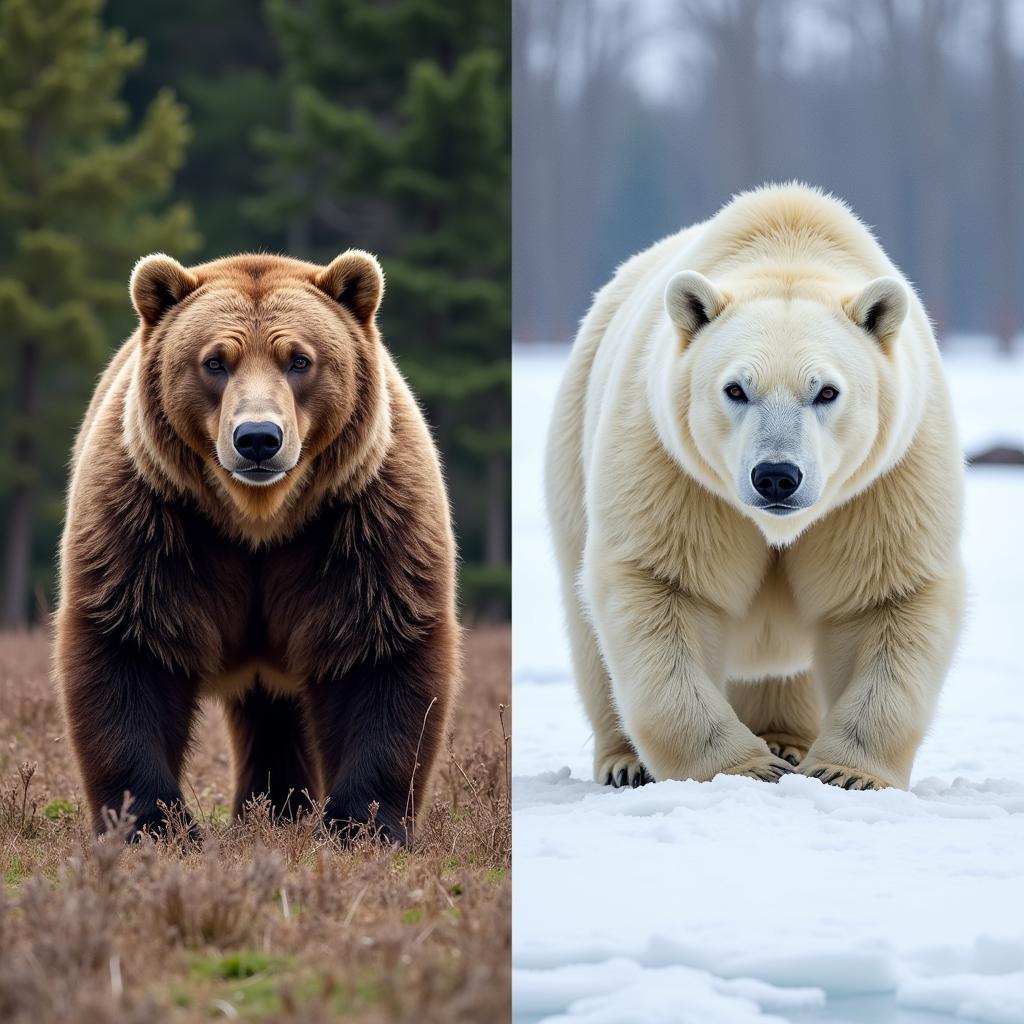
(941, 336, 1024, 458)
(512, 343, 1024, 1024)
(515, 959, 826, 1024)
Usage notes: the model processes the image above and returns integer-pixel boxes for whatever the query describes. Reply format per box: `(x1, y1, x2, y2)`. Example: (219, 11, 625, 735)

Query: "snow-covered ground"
(512, 343, 1024, 1024)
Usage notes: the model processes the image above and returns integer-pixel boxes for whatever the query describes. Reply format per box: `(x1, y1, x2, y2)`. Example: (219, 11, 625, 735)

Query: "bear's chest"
(200, 516, 360, 680)
(195, 546, 316, 698)
(722, 561, 813, 681)
(137, 502, 407, 686)
(206, 546, 311, 675)
(211, 586, 289, 691)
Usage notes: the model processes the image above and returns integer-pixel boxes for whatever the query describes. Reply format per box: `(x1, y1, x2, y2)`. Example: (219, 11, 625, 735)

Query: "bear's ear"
(664, 271, 729, 341)
(844, 276, 908, 347)
(313, 249, 384, 325)
(130, 254, 199, 328)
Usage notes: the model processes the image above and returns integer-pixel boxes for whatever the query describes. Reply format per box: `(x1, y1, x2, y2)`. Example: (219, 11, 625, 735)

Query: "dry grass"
(0, 627, 510, 1023)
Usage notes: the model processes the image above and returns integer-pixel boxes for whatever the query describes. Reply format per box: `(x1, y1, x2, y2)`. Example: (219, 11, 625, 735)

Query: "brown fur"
(55, 251, 459, 844)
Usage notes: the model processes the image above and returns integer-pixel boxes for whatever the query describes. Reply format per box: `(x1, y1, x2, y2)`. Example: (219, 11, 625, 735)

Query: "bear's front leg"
(57, 613, 200, 839)
(802, 573, 965, 789)
(307, 621, 455, 846)
(583, 554, 792, 783)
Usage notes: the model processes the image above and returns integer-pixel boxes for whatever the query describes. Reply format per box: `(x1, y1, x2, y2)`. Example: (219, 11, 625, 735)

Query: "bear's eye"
(290, 356, 311, 372)
(815, 386, 839, 404)
(203, 357, 225, 374)
(724, 383, 748, 403)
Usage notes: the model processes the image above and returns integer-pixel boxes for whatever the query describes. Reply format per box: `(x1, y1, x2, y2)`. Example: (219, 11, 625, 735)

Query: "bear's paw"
(798, 762, 890, 790)
(759, 733, 811, 767)
(597, 753, 651, 789)
(720, 754, 795, 783)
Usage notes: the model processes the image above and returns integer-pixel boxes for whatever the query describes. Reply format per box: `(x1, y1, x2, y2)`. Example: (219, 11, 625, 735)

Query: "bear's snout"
(233, 421, 284, 463)
(751, 462, 803, 505)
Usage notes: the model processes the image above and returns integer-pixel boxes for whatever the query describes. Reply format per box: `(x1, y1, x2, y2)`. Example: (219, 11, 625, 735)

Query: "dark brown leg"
(224, 682, 320, 821)
(59, 622, 199, 840)
(307, 626, 454, 846)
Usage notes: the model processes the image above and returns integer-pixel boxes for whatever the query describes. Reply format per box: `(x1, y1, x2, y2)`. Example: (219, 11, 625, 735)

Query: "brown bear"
(55, 250, 459, 844)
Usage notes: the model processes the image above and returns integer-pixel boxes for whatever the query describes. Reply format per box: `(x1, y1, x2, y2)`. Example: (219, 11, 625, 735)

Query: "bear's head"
(652, 270, 911, 543)
(126, 250, 388, 536)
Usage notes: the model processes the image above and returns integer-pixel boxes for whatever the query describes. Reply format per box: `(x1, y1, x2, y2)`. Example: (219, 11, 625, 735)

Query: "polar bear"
(545, 183, 964, 791)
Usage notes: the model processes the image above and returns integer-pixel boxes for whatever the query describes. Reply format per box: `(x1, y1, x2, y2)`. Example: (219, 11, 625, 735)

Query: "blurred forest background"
(0, 0, 510, 629)
(513, 0, 1024, 348)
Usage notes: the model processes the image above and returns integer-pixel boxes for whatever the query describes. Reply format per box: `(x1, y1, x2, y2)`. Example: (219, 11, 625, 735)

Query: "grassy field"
(0, 626, 510, 1023)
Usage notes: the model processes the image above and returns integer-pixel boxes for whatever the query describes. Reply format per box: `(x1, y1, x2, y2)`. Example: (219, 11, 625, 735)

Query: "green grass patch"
(4, 859, 30, 888)
(484, 866, 506, 884)
(43, 798, 76, 820)
(210, 975, 282, 1016)
(190, 951, 290, 981)
(205, 804, 233, 827)
(182, 952, 379, 1018)
(171, 989, 192, 1009)
(399, 908, 422, 924)
(186, 953, 294, 1018)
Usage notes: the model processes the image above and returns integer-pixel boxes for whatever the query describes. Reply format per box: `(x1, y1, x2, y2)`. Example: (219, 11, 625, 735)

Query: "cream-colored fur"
(545, 183, 964, 790)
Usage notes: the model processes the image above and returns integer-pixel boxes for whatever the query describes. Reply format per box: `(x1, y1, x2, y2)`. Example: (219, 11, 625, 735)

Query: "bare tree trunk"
(287, 210, 310, 257)
(880, 0, 917, 269)
(2, 340, 38, 629)
(728, 0, 760, 193)
(286, 96, 311, 257)
(991, 0, 1017, 354)
(918, 0, 950, 340)
(512, 0, 545, 340)
(705, 0, 760, 195)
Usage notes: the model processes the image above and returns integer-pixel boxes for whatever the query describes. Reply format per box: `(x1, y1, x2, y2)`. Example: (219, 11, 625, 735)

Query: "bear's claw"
(722, 754, 795, 783)
(800, 762, 887, 790)
(770, 743, 804, 766)
(599, 754, 651, 788)
(760, 734, 810, 766)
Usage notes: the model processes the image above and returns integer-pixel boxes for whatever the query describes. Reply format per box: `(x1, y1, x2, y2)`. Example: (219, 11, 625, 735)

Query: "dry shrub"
(151, 839, 284, 949)
(0, 626, 511, 1023)
(0, 808, 152, 1023)
(0, 761, 40, 839)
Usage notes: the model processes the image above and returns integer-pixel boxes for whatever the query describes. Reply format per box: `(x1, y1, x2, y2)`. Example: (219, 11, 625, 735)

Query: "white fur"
(545, 184, 965, 790)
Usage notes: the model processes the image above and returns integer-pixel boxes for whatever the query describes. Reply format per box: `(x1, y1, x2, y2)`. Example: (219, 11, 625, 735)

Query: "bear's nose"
(751, 462, 803, 503)
(233, 421, 283, 463)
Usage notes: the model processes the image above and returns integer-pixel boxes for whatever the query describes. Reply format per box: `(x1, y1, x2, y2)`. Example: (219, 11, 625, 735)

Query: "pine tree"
(257, 0, 511, 615)
(0, 0, 197, 627)
(103, 0, 288, 258)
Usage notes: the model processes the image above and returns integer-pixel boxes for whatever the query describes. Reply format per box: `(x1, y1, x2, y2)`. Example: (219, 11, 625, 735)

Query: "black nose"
(233, 421, 283, 463)
(751, 462, 803, 503)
